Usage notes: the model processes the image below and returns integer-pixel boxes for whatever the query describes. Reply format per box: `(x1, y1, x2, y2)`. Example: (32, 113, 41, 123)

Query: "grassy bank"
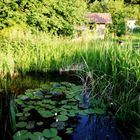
(0, 31, 139, 77)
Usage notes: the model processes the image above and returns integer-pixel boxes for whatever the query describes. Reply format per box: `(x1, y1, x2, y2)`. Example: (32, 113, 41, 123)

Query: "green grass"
(0, 31, 140, 92)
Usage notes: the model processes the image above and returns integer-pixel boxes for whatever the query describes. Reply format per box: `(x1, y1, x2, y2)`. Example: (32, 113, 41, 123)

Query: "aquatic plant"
(13, 82, 106, 140)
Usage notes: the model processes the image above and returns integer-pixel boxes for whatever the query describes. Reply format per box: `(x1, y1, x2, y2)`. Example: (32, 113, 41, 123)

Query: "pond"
(0, 72, 131, 140)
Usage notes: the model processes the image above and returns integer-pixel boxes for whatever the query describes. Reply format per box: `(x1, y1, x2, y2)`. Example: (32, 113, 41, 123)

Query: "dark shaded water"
(0, 72, 132, 140)
(71, 115, 126, 140)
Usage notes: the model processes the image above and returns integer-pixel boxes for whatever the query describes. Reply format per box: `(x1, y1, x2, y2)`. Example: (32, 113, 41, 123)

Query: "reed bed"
(0, 32, 139, 78)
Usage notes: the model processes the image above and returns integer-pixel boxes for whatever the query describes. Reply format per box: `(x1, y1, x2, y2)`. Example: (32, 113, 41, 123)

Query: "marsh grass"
(0, 32, 85, 76)
(0, 30, 139, 80)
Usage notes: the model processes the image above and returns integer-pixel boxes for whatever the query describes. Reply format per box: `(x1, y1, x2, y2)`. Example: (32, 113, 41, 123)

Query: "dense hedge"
(0, 0, 139, 36)
(0, 0, 86, 35)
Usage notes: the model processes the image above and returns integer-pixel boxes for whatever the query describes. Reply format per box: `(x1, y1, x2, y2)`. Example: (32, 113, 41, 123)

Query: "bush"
(0, 0, 87, 36)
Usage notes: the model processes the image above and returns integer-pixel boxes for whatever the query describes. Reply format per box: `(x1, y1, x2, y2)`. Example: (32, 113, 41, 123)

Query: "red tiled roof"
(86, 13, 112, 24)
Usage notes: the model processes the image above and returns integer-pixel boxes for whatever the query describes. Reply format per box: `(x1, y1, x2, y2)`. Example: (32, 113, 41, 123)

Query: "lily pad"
(60, 100, 67, 104)
(50, 136, 62, 140)
(43, 128, 58, 138)
(63, 105, 71, 109)
(66, 128, 73, 134)
(23, 132, 32, 140)
(24, 112, 30, 117)
(66, 127, 73, 130)
(30, 133, 44, 140)
(16, 121, 27, 128)
(13, 130, 28, 140)
(16, 113, 23, 117)
(57, 115, 68, 121)
(20, 95, 29, 101)
(23, 107, 31, 112)
(60, 111, 67, 115)
(38, 110, 54, 118)
(53, 83, 61, 87)
(66, 130, 73, 134)
(33, 91, 43, 96)
(66, 94, 75, 99)
(32, 132, 44, 139)
(19, 116, 27, 121)
(25, 91, 33, 98)
(37, 121, 43, 126)
(61, 82, 73, 87)
(68, 111, 76, 117)
(44, 100, 56, 105)
(78, 110, 88, 116)
(68, 99, 77, 102)
(15, 99, 23, 105)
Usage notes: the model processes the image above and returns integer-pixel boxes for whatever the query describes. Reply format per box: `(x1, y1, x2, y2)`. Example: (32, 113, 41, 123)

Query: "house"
(86, 13, 112, 39)
(127, 19, 137, 31)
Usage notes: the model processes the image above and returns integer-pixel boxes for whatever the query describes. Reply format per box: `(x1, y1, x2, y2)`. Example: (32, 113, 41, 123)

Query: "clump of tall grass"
(0, 29, 139, 80)
(0, 30, 82, 76)
(76, 49, 140, 123)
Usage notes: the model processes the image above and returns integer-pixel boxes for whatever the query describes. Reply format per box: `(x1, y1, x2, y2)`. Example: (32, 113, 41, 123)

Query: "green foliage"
(43, 128, 58, 138)
(88, 0, 140, 4)
(124, 0, 140, 4)
(16, 121, 27, 128)
(115, 91, 137, 121)
(0, 0, 87, 36)
(108, 0, 127, 36)
(57, 115, 69, 121)
(88, 0, 139, 36)
(88, 0, 108, 12)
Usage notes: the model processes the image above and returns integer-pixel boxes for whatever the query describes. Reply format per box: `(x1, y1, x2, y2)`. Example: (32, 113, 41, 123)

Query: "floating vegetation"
(16, 122, 27, 128)
(14, 82, 106, 140)
(50, 121, 67, 130)
(66, 128, 73, 134)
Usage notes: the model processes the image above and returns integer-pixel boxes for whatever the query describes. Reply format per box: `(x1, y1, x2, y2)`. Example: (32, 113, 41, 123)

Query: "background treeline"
(88, 0, 140, 4)
(88, 0, 140, 36)
(0, 0, 139, 36)
(0, 0, 86, 36)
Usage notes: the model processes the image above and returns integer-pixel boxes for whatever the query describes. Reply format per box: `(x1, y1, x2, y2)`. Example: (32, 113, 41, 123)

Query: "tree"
(124, 0, 140, 4)
(107, 0, 127, 36)
(0, 0, 87, 36)
(89, 0, 139, 36)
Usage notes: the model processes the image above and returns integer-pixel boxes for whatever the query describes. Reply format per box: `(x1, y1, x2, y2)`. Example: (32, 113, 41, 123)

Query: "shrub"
(0, 0, 87, 36)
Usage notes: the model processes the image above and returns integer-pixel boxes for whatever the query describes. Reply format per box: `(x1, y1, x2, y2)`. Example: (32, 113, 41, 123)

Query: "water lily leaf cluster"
(14, 82, 106, 140)
(13, 129, 62, 140)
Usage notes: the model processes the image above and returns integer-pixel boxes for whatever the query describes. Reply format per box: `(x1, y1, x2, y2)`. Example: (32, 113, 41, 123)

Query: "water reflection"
(72, 115, 127, 140)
